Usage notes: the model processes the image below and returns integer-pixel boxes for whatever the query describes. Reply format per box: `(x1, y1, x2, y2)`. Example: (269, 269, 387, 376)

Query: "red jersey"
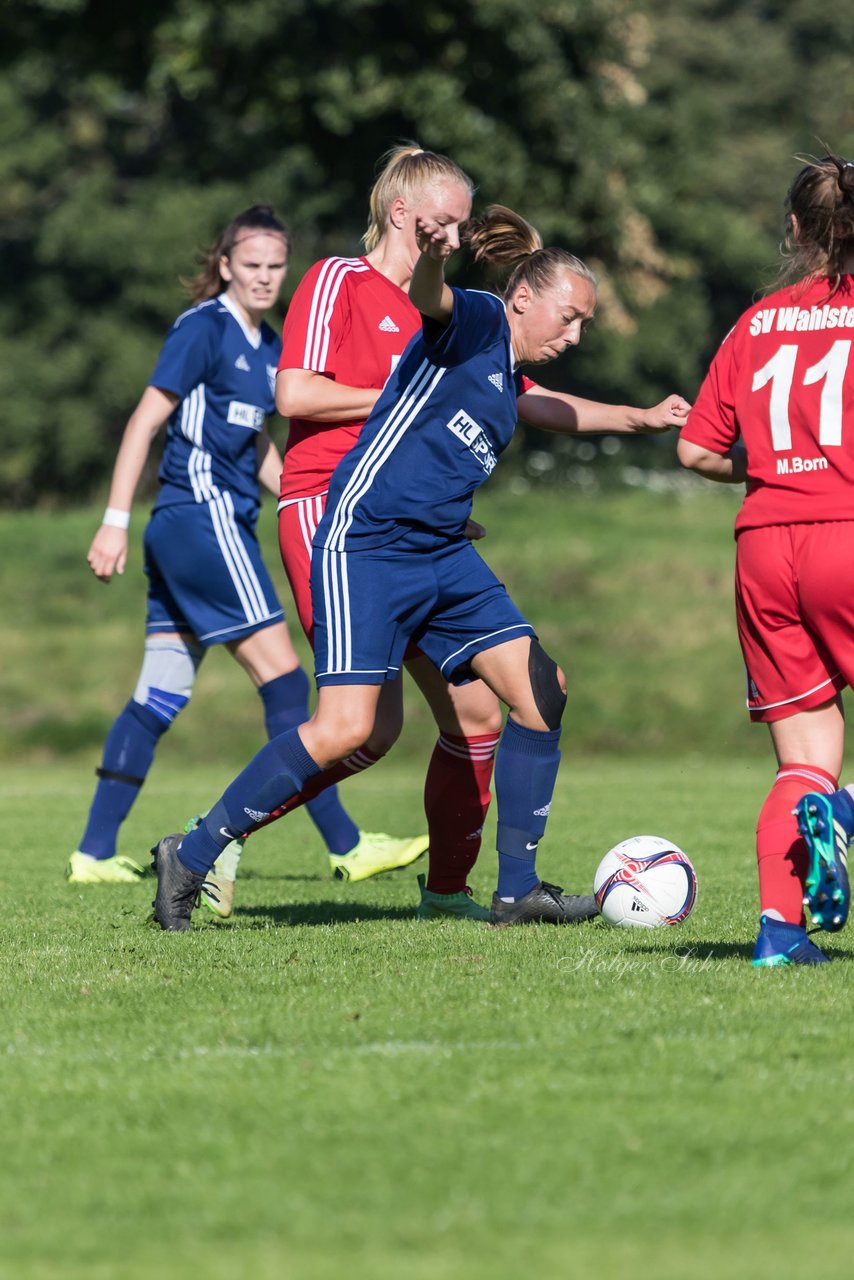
(682, 275, 854, 532)
(278, 256, 420, 500)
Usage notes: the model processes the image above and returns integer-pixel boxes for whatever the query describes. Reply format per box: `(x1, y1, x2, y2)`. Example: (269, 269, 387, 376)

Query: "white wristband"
(102, 507, 131, 530)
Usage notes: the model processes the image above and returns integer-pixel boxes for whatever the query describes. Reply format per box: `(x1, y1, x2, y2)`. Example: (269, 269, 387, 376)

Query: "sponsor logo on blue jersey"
(227, 401, 266, 429)
(446, 409, 497, 475)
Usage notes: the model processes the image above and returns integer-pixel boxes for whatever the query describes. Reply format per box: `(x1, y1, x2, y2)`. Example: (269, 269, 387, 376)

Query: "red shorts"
(278, 491, 427, 667)
(735, 522, 853, 722)
(278, 493, 327, 644)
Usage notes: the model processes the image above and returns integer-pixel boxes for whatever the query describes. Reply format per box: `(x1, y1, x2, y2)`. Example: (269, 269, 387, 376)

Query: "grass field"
(2, 490, 853, 1277)
(0, 483, 756, 764)
(2, 756, 853, 1280)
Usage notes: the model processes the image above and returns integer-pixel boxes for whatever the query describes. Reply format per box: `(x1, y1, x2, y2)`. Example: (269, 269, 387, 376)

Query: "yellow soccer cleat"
(330, 831, 429, 882)
(183, 816, 243, 920)
(200, 871, 236, 920)
(66, 850, 148, 884)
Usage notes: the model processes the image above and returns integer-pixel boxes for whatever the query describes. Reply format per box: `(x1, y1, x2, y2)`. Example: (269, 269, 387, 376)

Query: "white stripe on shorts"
(439, 624, 533, 678)
(295, 493, 325, 556)
(206, 490, 270, 624)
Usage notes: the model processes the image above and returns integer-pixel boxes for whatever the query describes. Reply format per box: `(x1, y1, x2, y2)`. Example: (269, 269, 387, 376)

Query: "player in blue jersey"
(150, 203, 690, 931)
(69, 206, 423, 910)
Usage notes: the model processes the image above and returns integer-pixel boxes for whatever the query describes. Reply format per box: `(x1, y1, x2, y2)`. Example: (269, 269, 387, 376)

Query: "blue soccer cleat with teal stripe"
(794, 791, 852, 932)
(752, 915, 829, 966)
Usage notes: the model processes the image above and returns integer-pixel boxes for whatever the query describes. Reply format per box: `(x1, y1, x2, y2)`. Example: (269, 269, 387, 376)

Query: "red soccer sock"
(424, 731, 500, 894)
(756, 763, 837, 925)
(248, 747, 382, 834)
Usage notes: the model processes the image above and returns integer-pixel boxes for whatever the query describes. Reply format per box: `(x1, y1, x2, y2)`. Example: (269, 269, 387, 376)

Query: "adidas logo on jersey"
(378, 315, 400, 333)
(234, 353, 251, 372)
(488, 372, 504, 392)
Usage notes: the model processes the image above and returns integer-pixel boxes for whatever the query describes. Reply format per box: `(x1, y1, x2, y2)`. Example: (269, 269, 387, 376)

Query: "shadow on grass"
(232, 901, 416, 927)
(238, 870, 328, 883)
(626, 940, 854, 962)
(238, 866, 421, 885)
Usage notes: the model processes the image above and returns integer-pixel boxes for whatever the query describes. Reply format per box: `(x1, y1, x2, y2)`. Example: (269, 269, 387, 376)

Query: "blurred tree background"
(1, 0, 852, 506)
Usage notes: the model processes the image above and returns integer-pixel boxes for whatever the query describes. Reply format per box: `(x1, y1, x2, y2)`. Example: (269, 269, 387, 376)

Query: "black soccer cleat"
(151, 833, 206, 932)
(490, 881, 599, 925)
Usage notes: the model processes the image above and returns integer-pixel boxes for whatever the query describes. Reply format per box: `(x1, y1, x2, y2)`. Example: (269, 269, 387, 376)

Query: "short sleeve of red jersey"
(279, 258, 357, 376)
(517, 374, 537, 395)
(680, 327, 740, 455)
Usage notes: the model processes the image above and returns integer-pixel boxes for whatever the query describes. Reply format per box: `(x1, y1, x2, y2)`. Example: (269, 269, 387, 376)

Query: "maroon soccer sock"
(424, 731, 500, 894)
(248, 747, 383, 835)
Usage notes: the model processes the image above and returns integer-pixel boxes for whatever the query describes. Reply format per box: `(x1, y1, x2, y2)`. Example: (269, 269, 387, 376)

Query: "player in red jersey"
(276, 146, 502, 917)
(678, 153, 854, 964)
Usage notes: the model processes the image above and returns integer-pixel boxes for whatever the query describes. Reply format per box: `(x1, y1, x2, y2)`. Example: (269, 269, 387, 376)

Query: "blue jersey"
(317, 288, 525, 553)
(151, 293, 280, 519)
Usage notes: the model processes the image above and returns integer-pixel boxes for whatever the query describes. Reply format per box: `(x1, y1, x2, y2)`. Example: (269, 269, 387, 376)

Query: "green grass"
(2, 756, 853, 1280)
(3, 490, 853, 1276)
(0, 486, 757, 764)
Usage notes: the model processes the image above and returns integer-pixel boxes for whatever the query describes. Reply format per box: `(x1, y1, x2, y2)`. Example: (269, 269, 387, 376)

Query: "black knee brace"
(528, 639, 567, 730)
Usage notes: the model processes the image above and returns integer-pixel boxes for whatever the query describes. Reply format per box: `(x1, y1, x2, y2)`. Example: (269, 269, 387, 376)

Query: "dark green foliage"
(2, 1, 853, 503)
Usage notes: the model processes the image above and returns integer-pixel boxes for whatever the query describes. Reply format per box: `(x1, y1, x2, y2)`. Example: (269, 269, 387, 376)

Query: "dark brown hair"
(779, 153, 854, 293)
(466, 204, 597, 299)
(183, 205, 291, 304)
(363, 145, 474, 251)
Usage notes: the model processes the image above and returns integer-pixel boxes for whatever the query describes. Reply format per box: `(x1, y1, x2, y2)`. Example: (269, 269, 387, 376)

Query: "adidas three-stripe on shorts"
(144, 498, 284, 647)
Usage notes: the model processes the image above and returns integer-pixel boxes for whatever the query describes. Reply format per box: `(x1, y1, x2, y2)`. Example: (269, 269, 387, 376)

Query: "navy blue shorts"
(144, 499, 284, 647)
(312, 537, 534, 686)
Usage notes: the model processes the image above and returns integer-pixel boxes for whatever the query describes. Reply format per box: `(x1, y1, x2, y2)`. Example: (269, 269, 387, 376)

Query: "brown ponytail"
(779, 153, 854, 293)
(466, 204, 597, 298)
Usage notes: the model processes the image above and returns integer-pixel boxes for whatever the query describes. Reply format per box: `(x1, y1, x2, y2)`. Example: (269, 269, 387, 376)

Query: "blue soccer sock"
(259, 671, 359, 855)
(177, 729, 323, 874)
(494, 718, 562, 901)
(79, 700, 168, 859)
(834, 785, 854, 832)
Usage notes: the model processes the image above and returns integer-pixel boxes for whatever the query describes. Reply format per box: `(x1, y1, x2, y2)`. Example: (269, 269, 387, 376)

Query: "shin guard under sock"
(178, 730, 323, 874)
(756, 763, 837, 924)
(495, 719, 561, 901)
(424, 731, 499, 894)
(79, 700, 168, 859)
(259, 671, 358, 854)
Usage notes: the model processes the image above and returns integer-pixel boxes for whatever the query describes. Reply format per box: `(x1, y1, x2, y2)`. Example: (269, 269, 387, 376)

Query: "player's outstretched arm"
(516, 386, 691, 435)
(87, 385, 177, 582)
(677, 437, 748, 483)
(409, 215, 457, 325)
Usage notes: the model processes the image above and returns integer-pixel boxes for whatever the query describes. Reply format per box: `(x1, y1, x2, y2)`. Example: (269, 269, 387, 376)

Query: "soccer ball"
(593, 835, 697, 928)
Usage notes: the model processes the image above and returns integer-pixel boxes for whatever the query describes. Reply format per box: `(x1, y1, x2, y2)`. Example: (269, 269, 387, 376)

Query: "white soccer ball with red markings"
(593, 835, 697, 928)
